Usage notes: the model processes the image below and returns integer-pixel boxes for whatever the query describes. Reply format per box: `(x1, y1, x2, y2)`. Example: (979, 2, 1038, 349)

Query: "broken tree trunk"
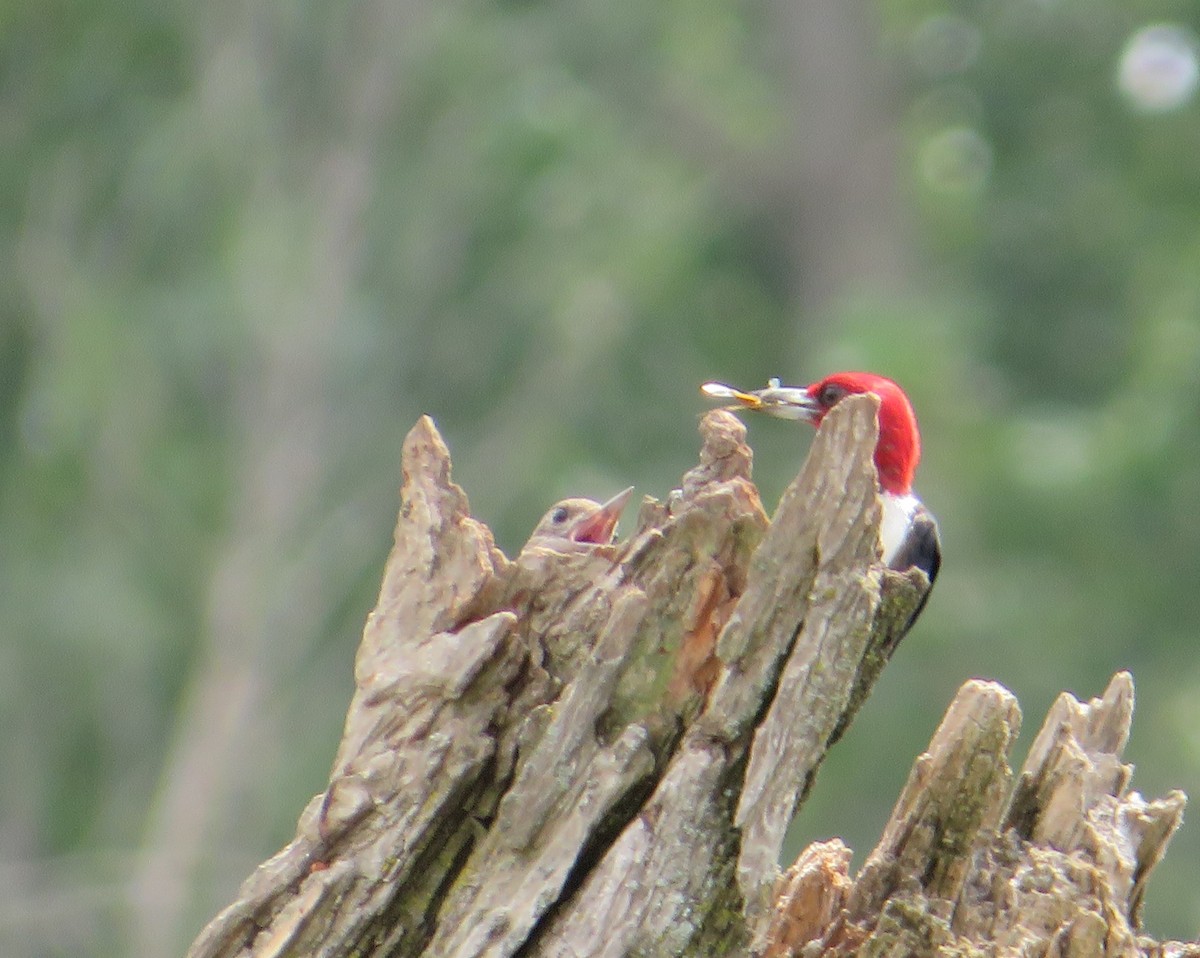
(186, 396, 1195, 958)
(765, 673, 1193, 958)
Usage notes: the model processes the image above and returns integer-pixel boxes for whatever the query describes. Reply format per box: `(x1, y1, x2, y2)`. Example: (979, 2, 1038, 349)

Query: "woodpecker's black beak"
(570, 486, 635, 544)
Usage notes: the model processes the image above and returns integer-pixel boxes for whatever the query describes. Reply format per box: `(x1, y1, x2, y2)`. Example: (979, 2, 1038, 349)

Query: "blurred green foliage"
(5, 0, 1200, 954)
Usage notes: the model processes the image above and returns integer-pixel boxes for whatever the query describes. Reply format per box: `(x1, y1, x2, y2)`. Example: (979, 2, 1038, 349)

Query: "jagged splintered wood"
(187, 398, 1195, 958)
(765, 674, 1194, 958)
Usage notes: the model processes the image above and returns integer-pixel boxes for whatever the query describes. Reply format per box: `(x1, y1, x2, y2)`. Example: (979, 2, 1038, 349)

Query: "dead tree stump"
(186, 397, 1195, 958)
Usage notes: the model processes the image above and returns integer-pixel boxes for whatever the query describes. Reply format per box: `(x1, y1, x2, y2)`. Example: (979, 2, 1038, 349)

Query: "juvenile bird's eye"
(550, 507, 569, 524)
(818, 383, 848, 407)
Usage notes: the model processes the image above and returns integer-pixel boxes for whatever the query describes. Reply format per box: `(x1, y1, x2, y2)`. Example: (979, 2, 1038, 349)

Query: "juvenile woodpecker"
(521, 486, 635, 553)
(703, 373, 940, 613)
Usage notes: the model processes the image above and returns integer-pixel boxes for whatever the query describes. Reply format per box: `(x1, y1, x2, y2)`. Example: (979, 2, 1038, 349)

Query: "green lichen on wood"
(825, 565, 923, 750)
(603, 503, 760, 738)
(859, 898, 953, 958)
(856, 897, 996, 958)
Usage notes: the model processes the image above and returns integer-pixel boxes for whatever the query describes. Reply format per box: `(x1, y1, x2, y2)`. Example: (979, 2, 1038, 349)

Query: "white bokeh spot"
(1118, 23, 1199, 113)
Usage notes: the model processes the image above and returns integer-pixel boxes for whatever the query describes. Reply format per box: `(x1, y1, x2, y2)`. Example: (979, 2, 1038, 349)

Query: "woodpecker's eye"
(550, 506, 569, 524)
(817, 383, 848, 407)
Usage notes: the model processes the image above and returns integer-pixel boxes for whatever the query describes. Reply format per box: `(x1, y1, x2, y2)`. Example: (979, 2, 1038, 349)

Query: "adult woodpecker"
(521, 486, 636, 553)
(702, 373, 940, 618)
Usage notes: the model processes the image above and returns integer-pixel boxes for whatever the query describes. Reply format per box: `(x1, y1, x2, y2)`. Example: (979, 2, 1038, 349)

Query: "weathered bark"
(764, 674, 1195, 958)
(186, 396, 1194, 958)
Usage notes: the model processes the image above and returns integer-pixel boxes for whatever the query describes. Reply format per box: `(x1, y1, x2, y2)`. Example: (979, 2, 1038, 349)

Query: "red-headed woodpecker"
(703, 373, 940, 623)
(521, 486, 636, 553)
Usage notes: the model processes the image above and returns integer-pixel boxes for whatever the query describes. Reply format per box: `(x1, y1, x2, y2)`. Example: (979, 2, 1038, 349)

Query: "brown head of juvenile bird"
(521, 486, 636, 554)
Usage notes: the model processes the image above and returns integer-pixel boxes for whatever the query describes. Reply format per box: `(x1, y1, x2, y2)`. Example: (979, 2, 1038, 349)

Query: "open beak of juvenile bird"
(569, 485, 636, 544)
(701, 379, 819, 423)
(523, 486, 637, 553)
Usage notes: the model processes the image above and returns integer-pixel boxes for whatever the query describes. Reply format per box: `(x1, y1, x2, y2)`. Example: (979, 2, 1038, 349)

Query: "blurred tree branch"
(184, 398, 1194, 958)
(768, 0, 909, 333)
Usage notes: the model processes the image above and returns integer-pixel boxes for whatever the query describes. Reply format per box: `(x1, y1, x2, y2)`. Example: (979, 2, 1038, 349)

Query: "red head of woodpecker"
(703, 373, 940, 621)
(521, 486, 636, 554)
